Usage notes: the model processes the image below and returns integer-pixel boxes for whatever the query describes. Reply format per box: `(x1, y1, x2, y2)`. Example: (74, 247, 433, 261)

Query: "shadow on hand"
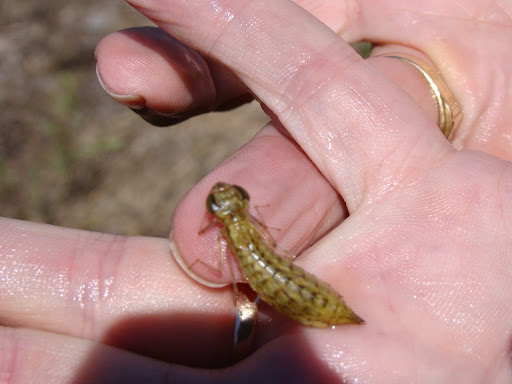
(72, 308, 344, 383)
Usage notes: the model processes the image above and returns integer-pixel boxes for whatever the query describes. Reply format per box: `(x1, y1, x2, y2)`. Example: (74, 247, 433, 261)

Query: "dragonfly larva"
(203, 182, 364, 327)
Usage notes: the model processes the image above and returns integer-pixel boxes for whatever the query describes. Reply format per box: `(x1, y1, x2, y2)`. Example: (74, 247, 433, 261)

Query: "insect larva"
(204, 182, 364, 327)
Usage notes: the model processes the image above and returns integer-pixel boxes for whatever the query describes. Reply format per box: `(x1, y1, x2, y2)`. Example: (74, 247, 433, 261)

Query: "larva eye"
(206, 192, 220, 214)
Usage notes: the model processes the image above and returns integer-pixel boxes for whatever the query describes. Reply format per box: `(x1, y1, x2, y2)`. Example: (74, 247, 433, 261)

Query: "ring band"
(384, 54, 462, 139)
(232, 288, 258, 362)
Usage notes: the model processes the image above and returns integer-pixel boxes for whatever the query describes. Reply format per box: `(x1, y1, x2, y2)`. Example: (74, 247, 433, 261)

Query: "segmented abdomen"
(224, 223, 363, 327)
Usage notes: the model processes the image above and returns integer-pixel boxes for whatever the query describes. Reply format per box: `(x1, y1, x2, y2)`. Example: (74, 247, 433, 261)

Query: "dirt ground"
(0, 0, 268, 237)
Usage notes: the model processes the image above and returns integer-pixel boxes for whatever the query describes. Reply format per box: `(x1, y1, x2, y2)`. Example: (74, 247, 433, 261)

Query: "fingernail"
(169, 231, 228, 288)
(96, 64, 146, 109)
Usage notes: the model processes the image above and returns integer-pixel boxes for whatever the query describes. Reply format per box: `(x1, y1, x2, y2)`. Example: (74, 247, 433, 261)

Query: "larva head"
(206, 182, 250, 217)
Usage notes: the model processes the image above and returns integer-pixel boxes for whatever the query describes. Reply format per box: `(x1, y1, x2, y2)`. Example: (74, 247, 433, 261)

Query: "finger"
(0, 326, 217, 383)
(0, 218, 239, 367)
(95, 4, 443, 150)
(171, 123, 347, 285)
(94, 1, 363, 127)
(95, 26, 251, 126)
(126, 0, 453, 210)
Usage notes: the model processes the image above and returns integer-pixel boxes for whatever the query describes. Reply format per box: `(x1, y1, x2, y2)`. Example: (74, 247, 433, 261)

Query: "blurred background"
(0, 0, 268, 237)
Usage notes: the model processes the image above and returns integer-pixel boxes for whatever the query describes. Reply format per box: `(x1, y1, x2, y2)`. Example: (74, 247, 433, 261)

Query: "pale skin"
(1, 0, 512, 382)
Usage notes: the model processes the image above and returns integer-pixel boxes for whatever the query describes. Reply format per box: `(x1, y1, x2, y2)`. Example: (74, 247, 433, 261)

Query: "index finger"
(0, 217, 234, 366)
(127, 0, 453, 210)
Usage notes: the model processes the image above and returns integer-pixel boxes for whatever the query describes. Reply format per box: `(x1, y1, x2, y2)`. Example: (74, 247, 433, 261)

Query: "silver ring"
(232, 287, 258, 362)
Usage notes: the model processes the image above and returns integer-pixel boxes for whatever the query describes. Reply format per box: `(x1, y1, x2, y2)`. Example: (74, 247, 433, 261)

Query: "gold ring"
(232, 287, 258, 362)
(384, 54, 462, 139)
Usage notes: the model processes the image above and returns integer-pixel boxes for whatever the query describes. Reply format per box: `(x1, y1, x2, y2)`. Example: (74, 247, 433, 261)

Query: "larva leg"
(188, 232, 228, 277)
(198, 213, 218, 234)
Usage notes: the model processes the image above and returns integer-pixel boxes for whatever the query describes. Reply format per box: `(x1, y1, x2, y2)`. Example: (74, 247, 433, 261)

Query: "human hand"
(2, 0, 512, 383)
(162, 1, 512, 382)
